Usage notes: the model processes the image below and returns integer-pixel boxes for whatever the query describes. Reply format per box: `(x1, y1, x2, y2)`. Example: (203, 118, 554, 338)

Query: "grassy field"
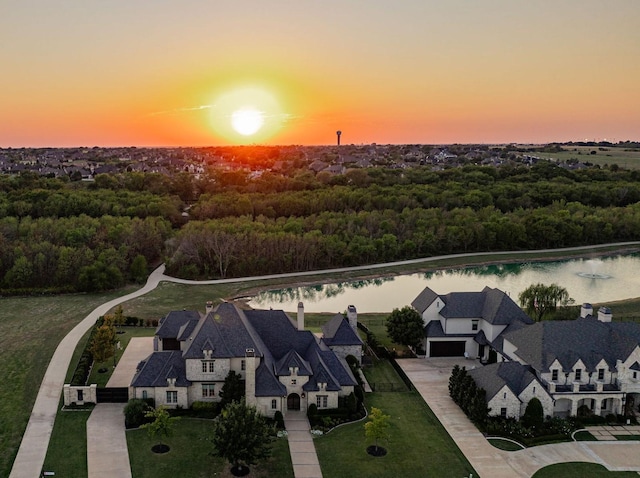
(315, 389, 476, 477)
(532, 462, 640, 477)
(126, 418, 294, 478)
(42, 406, 92, 476)
(0, 287, 137, 478)
(530, 146, 640, 170)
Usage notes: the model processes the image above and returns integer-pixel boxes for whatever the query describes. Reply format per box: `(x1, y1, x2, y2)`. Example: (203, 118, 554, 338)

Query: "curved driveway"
(9, 241, 640, 478)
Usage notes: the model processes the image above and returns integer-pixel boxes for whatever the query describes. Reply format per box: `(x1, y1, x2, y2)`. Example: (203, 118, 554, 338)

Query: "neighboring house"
(496, 304, 640, 419)
(411, 286, 533, 359)
(130, 301, 361, 417)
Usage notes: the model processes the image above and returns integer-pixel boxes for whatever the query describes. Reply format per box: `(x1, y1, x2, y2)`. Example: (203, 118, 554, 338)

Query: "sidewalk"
(284, 411, 323, 478)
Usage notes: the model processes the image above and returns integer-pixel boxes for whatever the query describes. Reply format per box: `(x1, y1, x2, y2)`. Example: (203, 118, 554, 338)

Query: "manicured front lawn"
(532, 462, 639, 477)
(315, 391, 476, 478)
(127, 418, 293, 478)
(42, 405, 92, 476)
(488, 438, 525, 451)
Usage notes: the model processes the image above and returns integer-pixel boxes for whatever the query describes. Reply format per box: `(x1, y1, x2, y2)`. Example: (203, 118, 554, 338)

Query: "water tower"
(336, 130, 342, 146)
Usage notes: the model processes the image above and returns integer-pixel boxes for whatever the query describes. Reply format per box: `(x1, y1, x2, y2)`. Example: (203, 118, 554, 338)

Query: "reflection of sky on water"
(248, 254, 640, 313)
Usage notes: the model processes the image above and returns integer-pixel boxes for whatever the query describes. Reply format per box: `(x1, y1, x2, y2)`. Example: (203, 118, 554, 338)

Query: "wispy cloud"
(147, 104, 216, 117)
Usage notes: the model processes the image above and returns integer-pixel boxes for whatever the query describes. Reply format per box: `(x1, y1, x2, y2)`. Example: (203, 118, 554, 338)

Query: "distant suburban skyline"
(1, 1, 639, 147)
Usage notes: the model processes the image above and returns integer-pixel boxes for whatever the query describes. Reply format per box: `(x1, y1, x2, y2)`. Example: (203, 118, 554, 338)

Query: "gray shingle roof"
(255, 362, 287, 397)
(275, 350, 313, 376)
(468, 362, 538, 401)
(504, 316, 640, 373)
(182, 303, 260, 359)
(411, 287, 439, 314)
(412, 286, 533, 326)
(131, 351, 191, 388)
(322, 314, 363, 346)
(156, 310, 200, 339)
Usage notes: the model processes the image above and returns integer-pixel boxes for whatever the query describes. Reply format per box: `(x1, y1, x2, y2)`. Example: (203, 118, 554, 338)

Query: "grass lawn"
(531, 146, 640, 170)
(87, 326, 155, 387)
(574, 430, 598, 441)
(0, 287, 137, 478)
(488, 438, 525, 451)
(127, 418, 293, 478)
(315, 390, 476, 478)
(41, 405, 93, 476)
(532, 462, 640, 477)
(613, 435, 640, 441)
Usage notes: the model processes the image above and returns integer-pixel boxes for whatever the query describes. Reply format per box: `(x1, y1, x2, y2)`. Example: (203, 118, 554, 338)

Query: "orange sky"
(1, 1, 639, 147)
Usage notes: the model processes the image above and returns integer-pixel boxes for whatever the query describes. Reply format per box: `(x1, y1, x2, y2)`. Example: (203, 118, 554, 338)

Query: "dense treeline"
(165, 163, 640, 278)
(1, 161, 639, 290)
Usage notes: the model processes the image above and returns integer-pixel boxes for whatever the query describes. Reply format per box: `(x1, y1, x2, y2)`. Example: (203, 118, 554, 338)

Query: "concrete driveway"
(397, 358, 640, 477)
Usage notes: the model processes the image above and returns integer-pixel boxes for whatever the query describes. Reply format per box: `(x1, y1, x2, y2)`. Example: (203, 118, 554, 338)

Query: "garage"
(429, 341, 466, 357)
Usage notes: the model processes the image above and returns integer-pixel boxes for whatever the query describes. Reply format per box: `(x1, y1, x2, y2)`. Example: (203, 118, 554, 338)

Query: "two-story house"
(489, 303, 640, 419)
(411, 286, 533, 359)
(130, 301, 361, 417)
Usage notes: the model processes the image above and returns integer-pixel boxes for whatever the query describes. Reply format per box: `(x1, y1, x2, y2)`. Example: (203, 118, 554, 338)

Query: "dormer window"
(598, 368, 605, 380)
(575, 369, 582, 381)
(552, 370, 559, 381)
(471, 320, 479, 331)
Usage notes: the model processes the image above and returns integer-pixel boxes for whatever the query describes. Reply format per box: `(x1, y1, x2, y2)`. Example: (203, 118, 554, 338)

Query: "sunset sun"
(208, 85, 285, 143)
(231, 108, 264, 136)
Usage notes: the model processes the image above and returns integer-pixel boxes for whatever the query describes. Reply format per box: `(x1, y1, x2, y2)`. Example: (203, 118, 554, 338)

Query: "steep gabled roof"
(411, 287, 439, 314)
(275, 350, 312, 376)
(412, 286, 533, 327)
(182, 303, 260, 359)
(156, 310, 200, 339)
(131, 351, 191, 388)
(504, 316, 640, 373)
(255, 362, 287, 397)
(322, 314, 363, 346)
(468, 362, 539, 401)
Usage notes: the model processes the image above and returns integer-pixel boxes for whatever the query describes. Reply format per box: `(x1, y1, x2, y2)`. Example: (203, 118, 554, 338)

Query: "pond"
(248, 254, 640, 313)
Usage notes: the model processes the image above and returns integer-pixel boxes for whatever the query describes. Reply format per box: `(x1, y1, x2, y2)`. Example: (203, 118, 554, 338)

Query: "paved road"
(9, 242, 640, 477)
(397, 358, 640, 477)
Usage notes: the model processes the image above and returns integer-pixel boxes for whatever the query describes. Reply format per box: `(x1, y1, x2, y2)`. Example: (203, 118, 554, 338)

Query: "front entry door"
(287, 393, 300, 411)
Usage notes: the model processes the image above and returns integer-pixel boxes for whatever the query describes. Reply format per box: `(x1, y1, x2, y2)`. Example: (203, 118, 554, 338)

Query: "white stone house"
(496, 304, 640, 418)
(130, 301, 361, 417)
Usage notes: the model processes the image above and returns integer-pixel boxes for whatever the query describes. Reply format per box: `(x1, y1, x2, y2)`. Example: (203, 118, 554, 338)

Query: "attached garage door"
(430, 341, 465, 357)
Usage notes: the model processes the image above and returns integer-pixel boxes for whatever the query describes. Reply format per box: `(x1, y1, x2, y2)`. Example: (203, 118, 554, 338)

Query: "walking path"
(397, 358, 640, 477)
(9, 241, 640, 477)
(284, 412, 323, 478)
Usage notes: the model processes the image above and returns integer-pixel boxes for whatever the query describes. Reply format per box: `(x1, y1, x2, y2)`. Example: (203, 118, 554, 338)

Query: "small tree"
(385, 306, 424, 349)
(141, 406, 179, 452)
(219, 370, 245, 408)
(130, 254, 148, 283)
(211, 400, 274, 475)
(365, 407, 390, 455)
(522, 397, 544, 429)
(89, 323, 116, 364)
(519, 283, 571, 321)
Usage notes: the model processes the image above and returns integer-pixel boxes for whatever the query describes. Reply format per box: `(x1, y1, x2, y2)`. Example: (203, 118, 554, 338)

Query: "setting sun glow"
(208, 86, 285, 144)
(231, 108, 264, 136)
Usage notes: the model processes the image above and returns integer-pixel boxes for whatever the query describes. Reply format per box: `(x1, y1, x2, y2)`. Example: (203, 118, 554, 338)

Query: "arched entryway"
(287, 393, 301, 411)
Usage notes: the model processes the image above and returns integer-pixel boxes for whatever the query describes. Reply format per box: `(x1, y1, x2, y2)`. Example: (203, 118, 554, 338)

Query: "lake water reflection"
(248, 254, 640, 313)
